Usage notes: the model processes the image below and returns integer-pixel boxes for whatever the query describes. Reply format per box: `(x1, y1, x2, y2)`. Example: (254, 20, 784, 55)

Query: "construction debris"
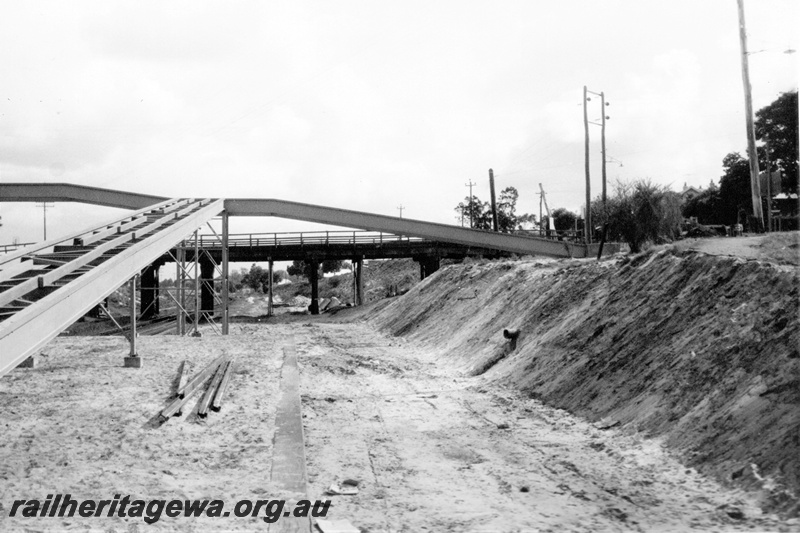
(325, 482, 359, 496)
(315, 519, 359, 533)
(211, 360, 233, 412)
(197, 361, 226, 418)
(160, 355, 226, 420)
(176, 360, 190, 398)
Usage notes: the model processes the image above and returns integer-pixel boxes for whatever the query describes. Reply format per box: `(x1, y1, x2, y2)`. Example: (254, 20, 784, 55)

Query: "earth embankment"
(367, 247, 800, 515)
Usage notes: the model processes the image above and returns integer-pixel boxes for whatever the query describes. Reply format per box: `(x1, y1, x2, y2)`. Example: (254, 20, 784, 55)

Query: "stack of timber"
(159, 356, 234, 422)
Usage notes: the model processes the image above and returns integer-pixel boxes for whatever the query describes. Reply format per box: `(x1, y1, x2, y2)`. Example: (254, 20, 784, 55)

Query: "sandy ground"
(0, 326, 289, 532)
(1, 321, 796, 532)
(1, 233, 798, 532)
(296, 321, 793, 533)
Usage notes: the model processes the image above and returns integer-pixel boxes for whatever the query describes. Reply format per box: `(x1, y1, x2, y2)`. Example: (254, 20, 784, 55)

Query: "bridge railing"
(0, 242, 35, 254)
(198, 230, 425, 248)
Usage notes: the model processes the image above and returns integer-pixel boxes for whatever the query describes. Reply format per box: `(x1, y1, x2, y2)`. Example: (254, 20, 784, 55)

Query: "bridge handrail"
(197, 230, 425, 248)
(0, 242, 35, 254)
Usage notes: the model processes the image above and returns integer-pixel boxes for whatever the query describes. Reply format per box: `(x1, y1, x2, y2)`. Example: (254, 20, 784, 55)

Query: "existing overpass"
(0, 182, 605, 377)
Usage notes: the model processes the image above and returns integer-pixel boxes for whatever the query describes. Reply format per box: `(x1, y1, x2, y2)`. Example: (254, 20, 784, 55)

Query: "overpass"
(0, 182, 604, 377)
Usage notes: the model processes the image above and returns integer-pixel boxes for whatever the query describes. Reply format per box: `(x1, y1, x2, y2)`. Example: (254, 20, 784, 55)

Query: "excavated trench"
(365, 247, 800, 516)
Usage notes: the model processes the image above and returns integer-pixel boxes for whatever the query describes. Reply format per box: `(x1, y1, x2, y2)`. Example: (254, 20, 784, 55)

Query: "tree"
(287, 259, 345, 280)
(454, 186, 534, 232)
(454, 195, 492, 229)
(755, 90, 798, 194)
(593, 179, 682, 253)
(551, 208, 578, 232)
(241, 263, 283, 292)
(682, 180, 721, 224)
(718, 152, 753, 225)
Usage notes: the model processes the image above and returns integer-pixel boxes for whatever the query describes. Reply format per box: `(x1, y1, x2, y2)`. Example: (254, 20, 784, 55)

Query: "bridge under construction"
(0, 182, 611, 378)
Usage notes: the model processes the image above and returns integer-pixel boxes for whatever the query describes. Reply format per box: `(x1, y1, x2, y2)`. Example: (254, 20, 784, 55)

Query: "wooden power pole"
(736, 0, 764, 230)
(489, 168, 499, 232)
(583, 86, 591, 244)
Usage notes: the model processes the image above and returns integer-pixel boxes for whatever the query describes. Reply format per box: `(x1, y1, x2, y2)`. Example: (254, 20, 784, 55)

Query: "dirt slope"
(367, 245, 800, 516)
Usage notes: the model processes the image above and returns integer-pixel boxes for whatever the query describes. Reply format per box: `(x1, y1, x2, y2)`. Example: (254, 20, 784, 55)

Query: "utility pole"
(583, 86, 591, 244)
(465, 179, 476, 228)
(35, 202, 54, 240)
(736, 0, 764, 230)
(397, 205, 405, 218)
(538, 190, 543, 237)
(489, 168, 499, 232)
(600, 91, 608, 212)
(765, 137, 772, 232)
(584, 87, 610, 239)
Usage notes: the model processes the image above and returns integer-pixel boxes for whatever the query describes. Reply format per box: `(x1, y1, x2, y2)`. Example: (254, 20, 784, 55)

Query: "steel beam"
(0, 183, 168, 210)
(221, 211, 229, 335)
(0, 199, 225, 378)
(224, 198, 586, 257)
(0, 183, 589, 257)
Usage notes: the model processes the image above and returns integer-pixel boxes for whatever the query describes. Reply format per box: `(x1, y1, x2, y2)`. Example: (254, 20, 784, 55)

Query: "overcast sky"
(0, 0, 797, 244)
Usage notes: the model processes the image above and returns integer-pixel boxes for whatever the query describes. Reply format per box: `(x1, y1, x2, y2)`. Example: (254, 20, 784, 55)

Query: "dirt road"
(295, 321, 787, 532)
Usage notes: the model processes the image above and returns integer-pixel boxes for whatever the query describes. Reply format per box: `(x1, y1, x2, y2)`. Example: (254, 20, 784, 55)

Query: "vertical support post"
(355, 257, 364, 306)
(178, 243, 186, 336)
(309, 257, 320, 315)
(193, 230, 201, 335)
(129, 275, 137, 356)
(124, 274, 142, 368)
(489, 168, 499, 232)
(268, 258, 274, 317)
(221, 211, 229, 334)
(583, 85, 592, 244)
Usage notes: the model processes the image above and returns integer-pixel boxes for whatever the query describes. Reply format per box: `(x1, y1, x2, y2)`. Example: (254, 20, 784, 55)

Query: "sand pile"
(368, 247, 800, 515)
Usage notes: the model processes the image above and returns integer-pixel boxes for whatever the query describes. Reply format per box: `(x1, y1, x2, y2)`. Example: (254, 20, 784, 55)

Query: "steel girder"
(0, 183, 586, 257)
(224, 199, 587, 257)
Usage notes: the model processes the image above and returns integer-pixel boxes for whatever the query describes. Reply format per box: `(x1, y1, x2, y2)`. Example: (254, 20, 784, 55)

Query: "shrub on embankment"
(368, 250, 800, 515)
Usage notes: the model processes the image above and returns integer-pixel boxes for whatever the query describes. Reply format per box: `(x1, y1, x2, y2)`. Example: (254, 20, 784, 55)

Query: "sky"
(0, 0, 798, 245)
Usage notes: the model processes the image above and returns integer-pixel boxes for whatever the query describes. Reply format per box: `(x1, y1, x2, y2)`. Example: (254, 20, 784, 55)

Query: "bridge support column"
(309, 258, 320, 315)
(176, 243, 186, 335)
(268, 258, 274, 317)
(353, 258, 364, 306)
(140, 263, 159, 320)
(124, 274, 143, 368)
(200, 254, 215, 320)
(418, 256, 440, 280)
(221, 211, 229, 335)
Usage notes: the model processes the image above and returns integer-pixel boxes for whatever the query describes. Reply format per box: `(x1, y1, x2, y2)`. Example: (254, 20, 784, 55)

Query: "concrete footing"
(124, 356, 143, 368)
(17, 356, 38, 369)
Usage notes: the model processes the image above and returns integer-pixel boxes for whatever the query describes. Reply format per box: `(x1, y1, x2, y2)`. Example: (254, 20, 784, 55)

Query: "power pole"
(765, 137, 772, 232)
(585, 87, 611, 238)
(465, 179, 476, 228)
(35, 202, 54, 240)
(583, 86, 591, 244)
(600, 91, 608, 212)
(489, 169, 499, 232)
(397, 204, 405, 218)
(538, 190, 543, 236)
(736, 0, 764, 230)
